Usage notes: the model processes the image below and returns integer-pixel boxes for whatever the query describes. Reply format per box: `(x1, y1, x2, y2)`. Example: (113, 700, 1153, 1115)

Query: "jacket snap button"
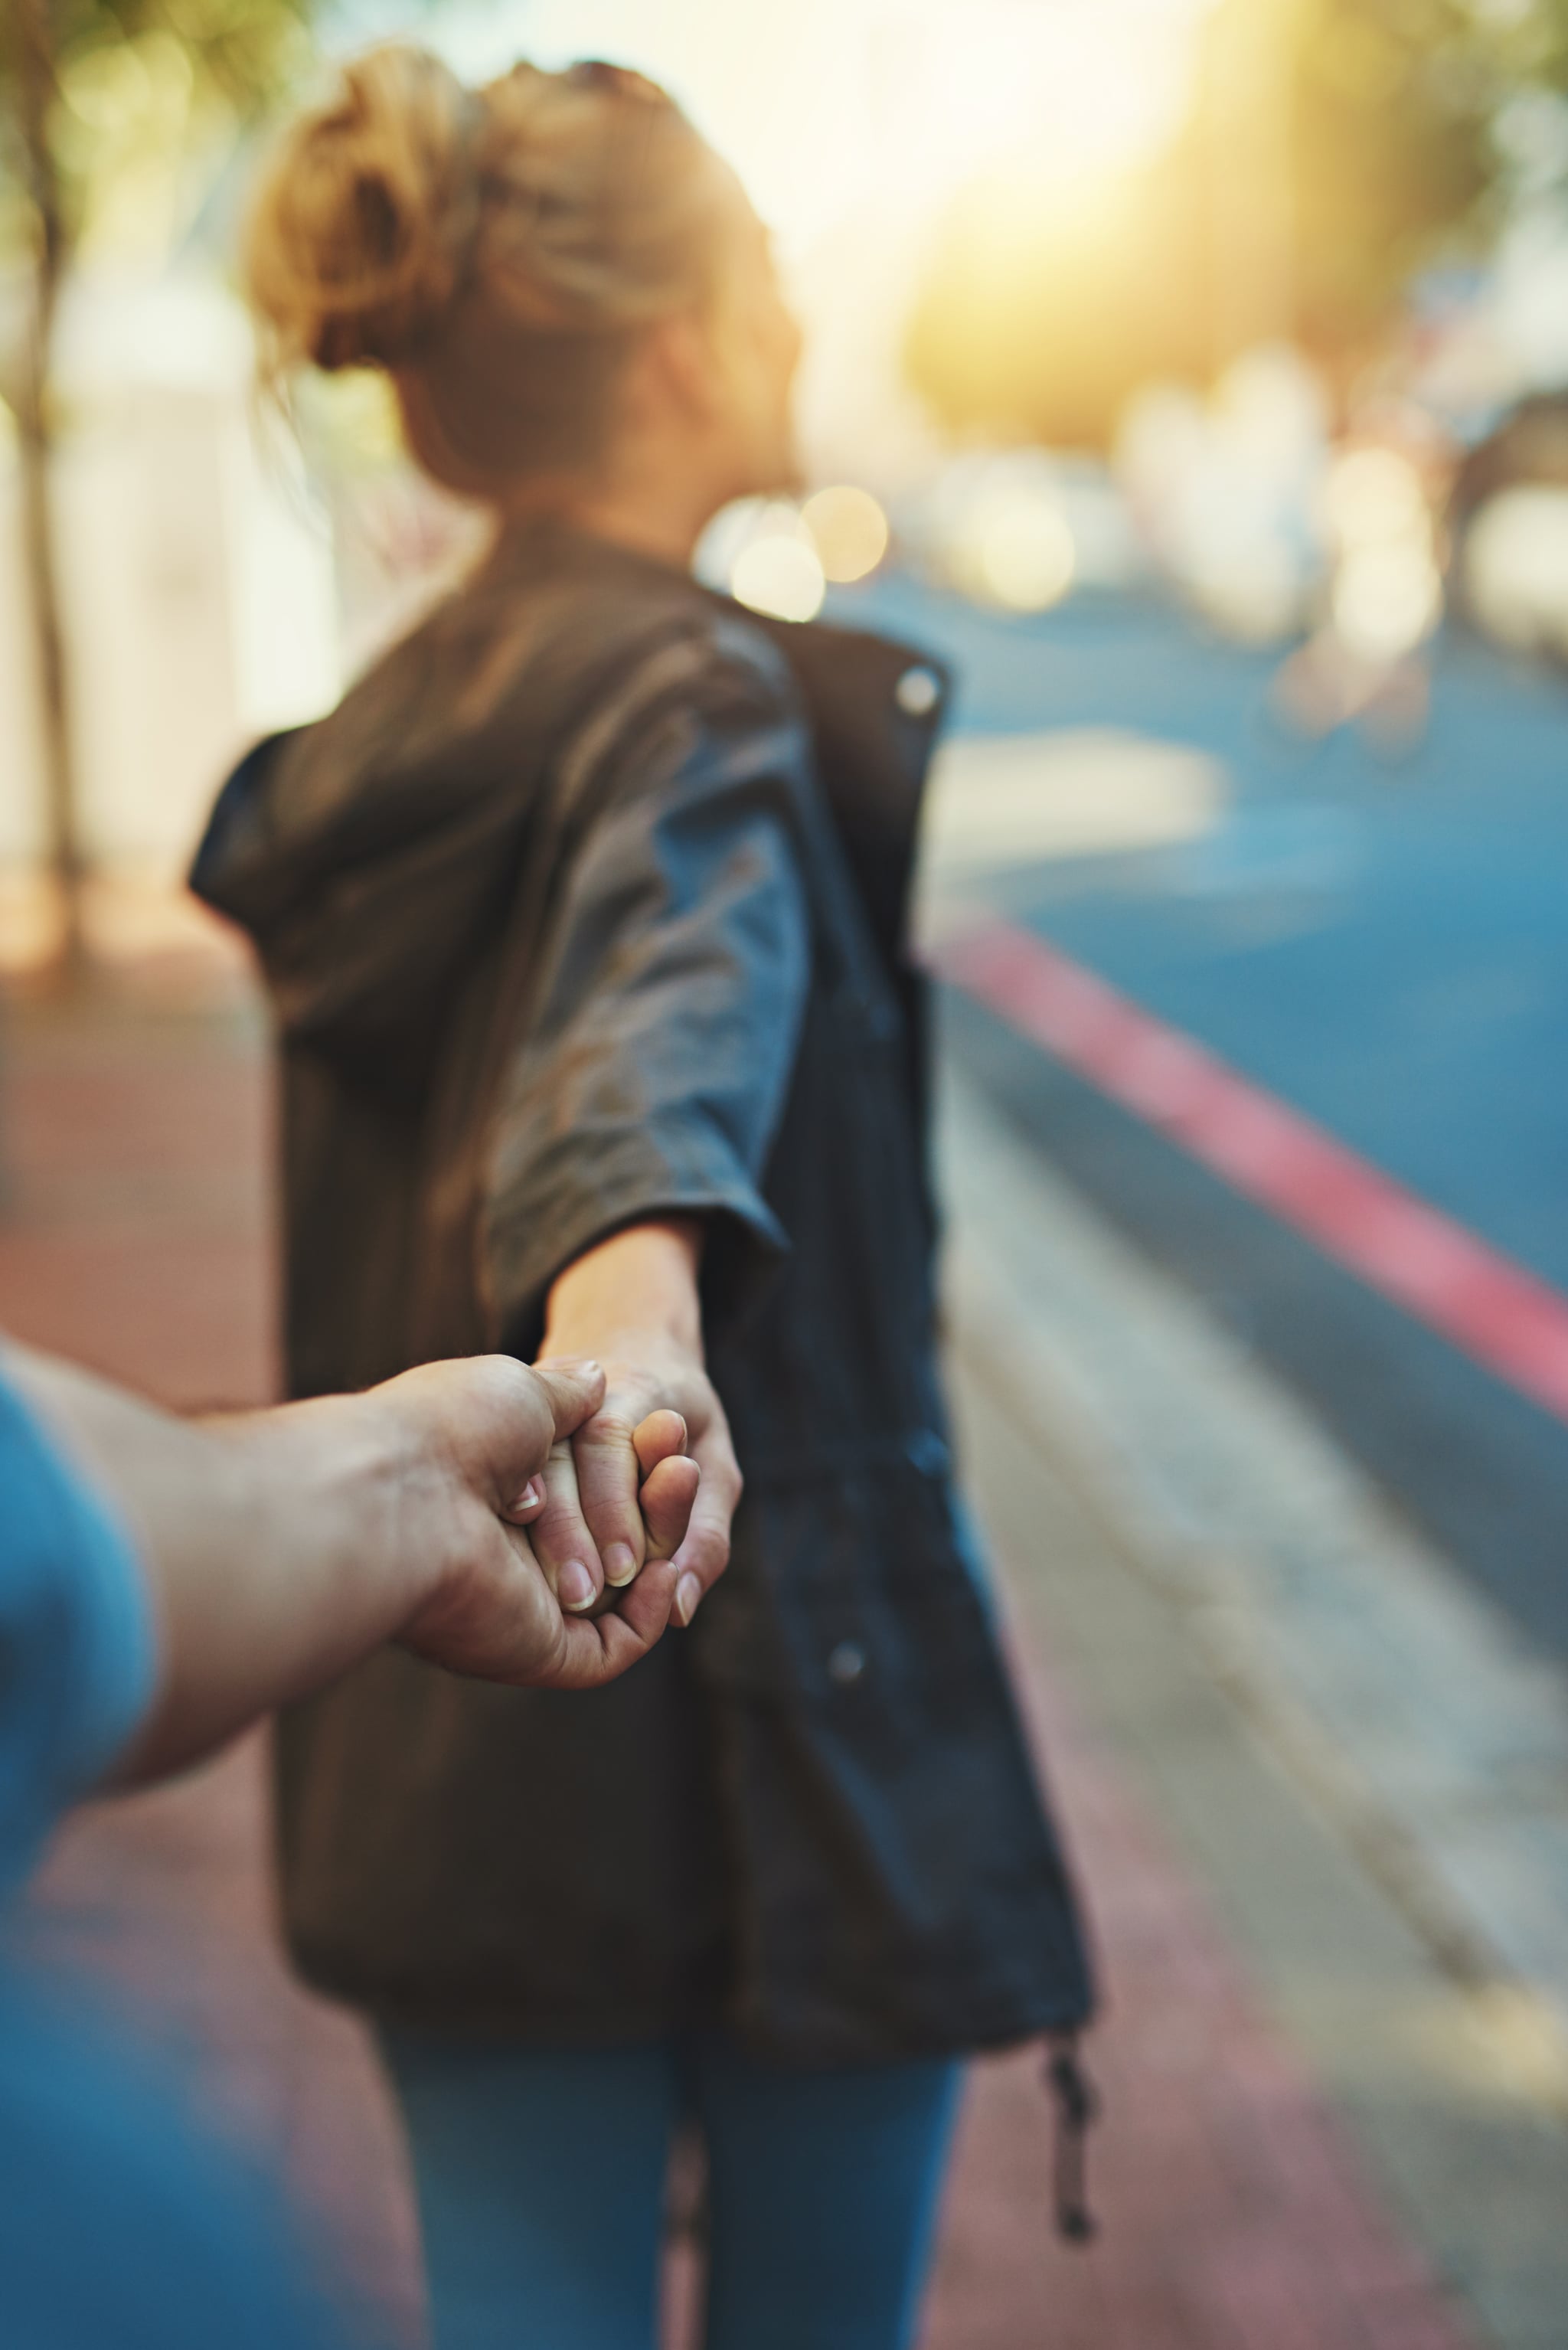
(894, 665, 940, 717)
(905, 1430, 949, 1477)
(828, 1641, 867, 1685)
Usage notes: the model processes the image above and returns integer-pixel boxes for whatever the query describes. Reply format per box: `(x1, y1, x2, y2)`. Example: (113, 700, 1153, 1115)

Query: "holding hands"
(363, 1213, 743, 1687)
(390, 1351, 710, 1688)
(530, 1217, 742, 1636)
(3, 1318, 728, 1792)
(0, 1216, 738, 1785)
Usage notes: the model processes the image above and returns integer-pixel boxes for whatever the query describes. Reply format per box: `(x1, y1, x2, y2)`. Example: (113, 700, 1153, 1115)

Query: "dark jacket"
(193, 523, 1093, 2063)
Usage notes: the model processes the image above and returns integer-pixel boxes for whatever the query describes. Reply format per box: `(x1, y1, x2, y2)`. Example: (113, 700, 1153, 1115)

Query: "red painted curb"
(933, 920, 1568, 1427)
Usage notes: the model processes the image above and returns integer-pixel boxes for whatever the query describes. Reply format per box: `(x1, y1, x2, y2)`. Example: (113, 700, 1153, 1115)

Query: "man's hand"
(381, 1355, 704, 1688)
(3, 1338, 707, 1788)
(534, 1220, 742, 1631)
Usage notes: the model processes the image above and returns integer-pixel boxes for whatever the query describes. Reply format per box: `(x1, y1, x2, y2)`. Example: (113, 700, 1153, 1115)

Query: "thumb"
(531, 1357, 606, 1442)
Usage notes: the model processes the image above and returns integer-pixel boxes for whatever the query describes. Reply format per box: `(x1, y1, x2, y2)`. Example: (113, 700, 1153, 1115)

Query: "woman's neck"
(562, 492, 704, 572)
(504, 465, 719, 576)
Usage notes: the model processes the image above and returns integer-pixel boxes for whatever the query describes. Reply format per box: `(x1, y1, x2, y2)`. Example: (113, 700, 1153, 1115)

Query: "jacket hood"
(191, 534, 675, 1071)
(191, 707, 537, 1077)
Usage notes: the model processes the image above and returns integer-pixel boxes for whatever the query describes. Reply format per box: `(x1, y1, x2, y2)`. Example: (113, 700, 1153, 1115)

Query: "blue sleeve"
(0, 1378, 356, 2349)
(0, 1374, 158, 1896)
(0, 1965, 357, 2350)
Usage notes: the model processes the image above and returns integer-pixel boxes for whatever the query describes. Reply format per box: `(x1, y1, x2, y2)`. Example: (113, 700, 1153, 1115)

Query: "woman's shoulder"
(618, 597, 807, 737)
(469, 527, 810, 736)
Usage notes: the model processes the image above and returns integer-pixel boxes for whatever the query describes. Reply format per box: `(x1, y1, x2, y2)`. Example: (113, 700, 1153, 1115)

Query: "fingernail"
(675, 1573, 702, 1626)
(511, 1476, 544, 1515)
(559, 1560, 596, 1613)
(605, 1542, 639, 1588)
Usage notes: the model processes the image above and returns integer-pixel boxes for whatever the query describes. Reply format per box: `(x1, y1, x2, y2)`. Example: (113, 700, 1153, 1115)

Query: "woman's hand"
(534, 1219, 741, 1629)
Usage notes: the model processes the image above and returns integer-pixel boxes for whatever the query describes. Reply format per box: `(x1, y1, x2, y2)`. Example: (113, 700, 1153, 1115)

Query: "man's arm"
(3, 1344, 700, 1786)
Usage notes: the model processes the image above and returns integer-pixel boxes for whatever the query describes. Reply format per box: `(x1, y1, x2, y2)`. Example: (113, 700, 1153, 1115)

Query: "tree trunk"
(12, 0, 85, 976)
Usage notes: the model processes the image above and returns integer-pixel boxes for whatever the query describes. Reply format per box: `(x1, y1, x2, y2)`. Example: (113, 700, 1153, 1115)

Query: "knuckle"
(585, 1410, 639, 1447)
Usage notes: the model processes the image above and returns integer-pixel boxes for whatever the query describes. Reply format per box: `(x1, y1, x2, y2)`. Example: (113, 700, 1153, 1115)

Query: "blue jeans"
(380, 2031, 962, 2350)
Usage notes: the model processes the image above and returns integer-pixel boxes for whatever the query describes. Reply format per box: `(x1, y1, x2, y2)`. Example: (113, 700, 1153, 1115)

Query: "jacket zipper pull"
(1044, 2036, 1099, 2244)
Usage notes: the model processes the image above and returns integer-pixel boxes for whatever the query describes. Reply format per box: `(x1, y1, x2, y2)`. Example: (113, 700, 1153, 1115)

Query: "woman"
(195, 44, 1094, 2350)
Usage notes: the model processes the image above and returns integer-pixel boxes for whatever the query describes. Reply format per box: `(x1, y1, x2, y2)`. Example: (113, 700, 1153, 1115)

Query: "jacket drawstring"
(1044, 2038, 1099, 2244)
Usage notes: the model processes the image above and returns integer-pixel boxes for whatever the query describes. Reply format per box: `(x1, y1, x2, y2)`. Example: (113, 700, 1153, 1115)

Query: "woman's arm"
(482, 630, 815, 1616)
(4, 1343, 700, 1785)
(534, 1217, 740, 1629)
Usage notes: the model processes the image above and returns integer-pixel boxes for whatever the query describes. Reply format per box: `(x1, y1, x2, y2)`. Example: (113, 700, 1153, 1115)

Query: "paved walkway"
(3, 946, 1495, 2348)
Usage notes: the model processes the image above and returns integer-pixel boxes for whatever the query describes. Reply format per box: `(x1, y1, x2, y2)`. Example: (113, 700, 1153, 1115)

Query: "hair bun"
(245, 44, 481, 376)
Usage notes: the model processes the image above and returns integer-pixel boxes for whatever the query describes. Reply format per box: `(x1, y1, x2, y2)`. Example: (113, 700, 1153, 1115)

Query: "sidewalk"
(939, 1062, 1568, 2350)
(2, 949, 1515, 2349)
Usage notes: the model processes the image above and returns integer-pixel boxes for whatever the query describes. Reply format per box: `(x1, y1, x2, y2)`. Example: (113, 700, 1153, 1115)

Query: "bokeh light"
(1185, 533, 1308, 646)
(1332, 544, 1442, 662)
(1116, 350, 1327, 644)
(1323, 449, 1429, 549)
(971, 502, 1077, 613)
(1321, 445, 1442, 662)
(1462, 486, 1568, 659)
(802, 485, 890, 583)
(731, 527, 828, 623)
(935, 475, 1078, 613)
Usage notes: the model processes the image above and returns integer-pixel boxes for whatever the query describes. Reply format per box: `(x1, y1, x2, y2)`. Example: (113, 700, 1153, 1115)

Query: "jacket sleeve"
(482, 627, 814, 1345)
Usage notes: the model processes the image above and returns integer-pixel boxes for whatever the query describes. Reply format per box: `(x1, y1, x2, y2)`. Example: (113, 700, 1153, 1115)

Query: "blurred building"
(1, 273, 337, 887)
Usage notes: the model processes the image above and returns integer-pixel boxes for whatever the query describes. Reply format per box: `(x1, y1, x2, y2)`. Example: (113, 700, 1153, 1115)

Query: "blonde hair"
(243, 46, 737, 493)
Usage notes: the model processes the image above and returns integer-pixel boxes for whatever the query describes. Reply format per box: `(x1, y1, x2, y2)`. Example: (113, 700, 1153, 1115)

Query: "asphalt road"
(835, 570, 1568, 1659)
